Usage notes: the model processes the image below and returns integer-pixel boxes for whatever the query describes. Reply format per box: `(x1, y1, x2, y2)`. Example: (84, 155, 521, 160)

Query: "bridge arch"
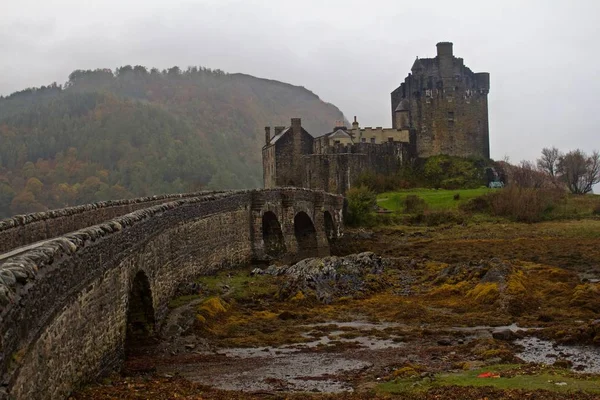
(125, 270, 156, 354)
(294, 211, 318, 258)
(262, 211, 286, 257)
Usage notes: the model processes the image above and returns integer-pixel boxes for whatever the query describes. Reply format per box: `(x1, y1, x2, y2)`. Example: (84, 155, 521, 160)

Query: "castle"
(263, 42, 490, 194)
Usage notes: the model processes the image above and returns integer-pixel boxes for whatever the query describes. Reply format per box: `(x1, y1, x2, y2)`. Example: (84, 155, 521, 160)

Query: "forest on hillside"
(0, 66, 346, 217)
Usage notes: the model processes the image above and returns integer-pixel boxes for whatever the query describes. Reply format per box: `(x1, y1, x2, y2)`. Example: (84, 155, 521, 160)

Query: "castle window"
(361, 138, 366, 143)
(447, 111, 454, 121)
(388, 137, 394, 142)
(448, 120, 455, 129)
(334, 140, 341, 144)
(370, 138, 376, 143)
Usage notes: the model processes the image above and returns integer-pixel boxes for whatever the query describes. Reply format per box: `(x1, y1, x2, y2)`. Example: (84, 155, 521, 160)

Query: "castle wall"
(354, 127, 410, 144)
(303, 153, 367, 194)
(303, 143, 409, 193)
(262, 146, 277, 189)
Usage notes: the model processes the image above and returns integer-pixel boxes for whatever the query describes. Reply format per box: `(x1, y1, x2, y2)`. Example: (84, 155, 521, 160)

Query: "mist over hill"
(0, 66, 346, 217)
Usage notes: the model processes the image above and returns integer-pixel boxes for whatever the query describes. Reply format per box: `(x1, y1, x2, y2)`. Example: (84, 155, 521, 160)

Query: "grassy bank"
(374, 188, 600, 224)
(378, 364, 600, 395)
(377, 188, 493, 212)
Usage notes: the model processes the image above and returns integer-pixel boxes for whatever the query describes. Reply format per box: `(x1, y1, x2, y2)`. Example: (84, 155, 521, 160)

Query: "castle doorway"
(125, 271, 156, 355)
(294, 211, 318, 258)
(262, 211, 286, 257)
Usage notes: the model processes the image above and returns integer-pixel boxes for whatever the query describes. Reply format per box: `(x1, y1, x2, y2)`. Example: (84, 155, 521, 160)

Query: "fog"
(1, 0, 599, 163)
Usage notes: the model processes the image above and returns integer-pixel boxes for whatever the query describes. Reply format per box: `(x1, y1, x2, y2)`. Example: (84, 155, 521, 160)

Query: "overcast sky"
(1, 0, 599, 163)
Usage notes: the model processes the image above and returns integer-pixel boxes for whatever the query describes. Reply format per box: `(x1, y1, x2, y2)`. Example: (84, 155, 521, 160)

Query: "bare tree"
(511, 160, 548, 189)
(537, 147, 561, 177)
(557, 149, 600, 194)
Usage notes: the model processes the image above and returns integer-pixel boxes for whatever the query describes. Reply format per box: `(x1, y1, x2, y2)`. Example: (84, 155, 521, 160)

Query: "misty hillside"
(0, 66, 346, 217)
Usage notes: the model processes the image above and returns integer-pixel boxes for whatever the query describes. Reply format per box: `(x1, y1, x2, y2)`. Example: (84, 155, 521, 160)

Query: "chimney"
(264, 126, 271, 145)
(352, 116, 359, 135)
(291, 118, 301, 134)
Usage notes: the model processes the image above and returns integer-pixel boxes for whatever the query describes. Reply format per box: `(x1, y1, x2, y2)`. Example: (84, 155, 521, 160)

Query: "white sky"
(1, 0, 599, 164)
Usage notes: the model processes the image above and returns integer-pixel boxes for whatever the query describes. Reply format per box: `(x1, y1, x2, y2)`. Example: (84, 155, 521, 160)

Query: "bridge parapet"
(0, 188, 343, 400)
(0, 191, 227, 254)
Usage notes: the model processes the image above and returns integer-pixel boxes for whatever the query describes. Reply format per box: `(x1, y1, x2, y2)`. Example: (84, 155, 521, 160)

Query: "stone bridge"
(0, 188, 344, 400)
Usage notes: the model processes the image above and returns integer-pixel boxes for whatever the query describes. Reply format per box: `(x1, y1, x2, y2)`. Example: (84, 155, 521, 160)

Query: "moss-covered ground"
(72, 218, 600, 400)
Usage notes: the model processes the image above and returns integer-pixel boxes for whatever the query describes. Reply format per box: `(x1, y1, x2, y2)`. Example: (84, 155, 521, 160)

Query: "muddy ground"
(72, 220, 600, 399)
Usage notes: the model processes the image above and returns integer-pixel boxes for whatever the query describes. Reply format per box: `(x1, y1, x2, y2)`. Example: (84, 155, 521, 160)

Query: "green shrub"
(345, 186, 377, 226)
(404, 194, 427, 214)
(441, 177, 466, 190)
(460, 195, 492, 213)
(355, 169, 416, 193)
(423, 155, 487, 189)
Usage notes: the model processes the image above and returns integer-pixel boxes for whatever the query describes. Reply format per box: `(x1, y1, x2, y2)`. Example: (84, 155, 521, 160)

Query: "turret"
(394, 99, 410, 129)
(475, 72, 490, 93)
(436, 42, 453, 57)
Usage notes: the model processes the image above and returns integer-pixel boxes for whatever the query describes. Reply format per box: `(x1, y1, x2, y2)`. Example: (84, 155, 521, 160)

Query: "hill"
(0, 66, 346, 217)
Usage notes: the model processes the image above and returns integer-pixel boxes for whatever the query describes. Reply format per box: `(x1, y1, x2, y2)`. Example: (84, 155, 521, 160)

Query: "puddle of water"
(160, 321, 405, 393)
(164, 350, 372, 393)
(515, 337, 600, 374)
(451, 323, 534, 333)
(297, 331, 404, 351)
(212, 353, 370, 392)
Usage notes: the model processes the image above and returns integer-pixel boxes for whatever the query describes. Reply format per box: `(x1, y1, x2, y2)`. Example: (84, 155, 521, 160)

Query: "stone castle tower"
(391, 42, 490, 159)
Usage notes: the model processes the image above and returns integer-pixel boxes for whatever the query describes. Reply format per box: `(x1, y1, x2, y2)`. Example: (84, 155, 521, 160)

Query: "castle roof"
(411, 58, 423, 71)
(317, 127, 353, 140)
(394, 99, 410, 112)
(268, 127, 290, 144)
(411, 57, 435, 73)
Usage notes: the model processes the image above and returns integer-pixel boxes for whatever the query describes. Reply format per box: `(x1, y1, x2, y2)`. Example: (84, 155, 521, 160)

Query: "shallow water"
(172, 352, 370, 392)
(516, 337, 600, 374)
(161, 321, 406, 393)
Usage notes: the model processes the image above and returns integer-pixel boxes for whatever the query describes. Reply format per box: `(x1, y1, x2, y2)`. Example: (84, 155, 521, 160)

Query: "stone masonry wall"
(302, 143, 409, 194)
(0, 189, 343, 400)
(0, 192, 222, 253)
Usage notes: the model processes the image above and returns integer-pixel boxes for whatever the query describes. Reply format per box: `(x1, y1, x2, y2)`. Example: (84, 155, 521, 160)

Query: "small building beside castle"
(262, 42, 490, 194)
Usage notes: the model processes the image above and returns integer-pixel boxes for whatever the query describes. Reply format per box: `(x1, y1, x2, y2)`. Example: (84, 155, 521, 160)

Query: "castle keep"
(391, 42, 490, 159)
(263, 42, 490, 194)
